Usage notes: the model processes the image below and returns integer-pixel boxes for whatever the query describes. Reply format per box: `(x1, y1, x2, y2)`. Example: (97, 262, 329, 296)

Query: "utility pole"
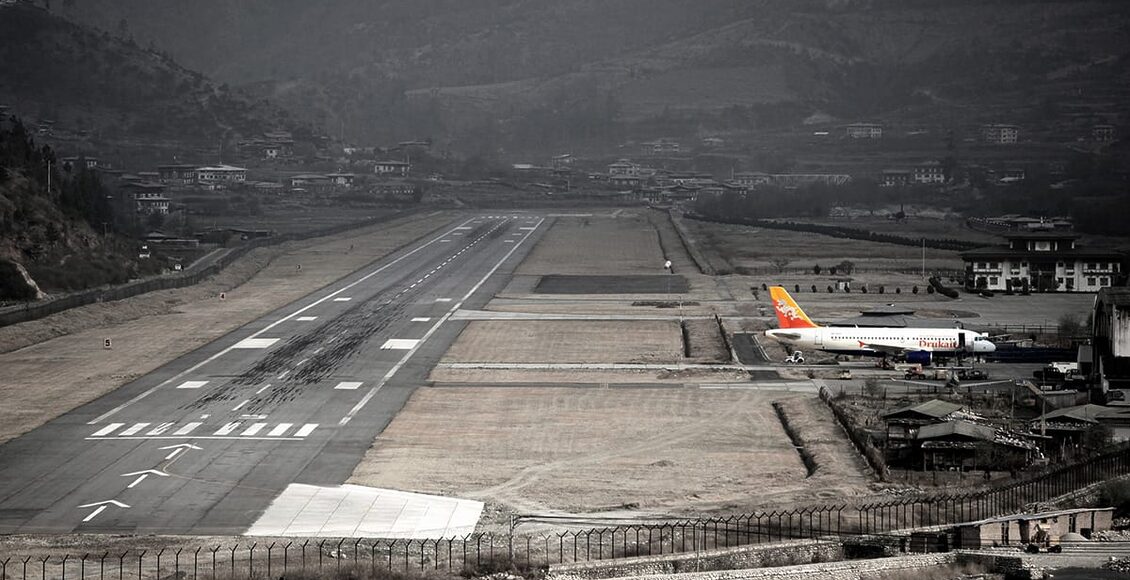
(46, 160, 51, 193)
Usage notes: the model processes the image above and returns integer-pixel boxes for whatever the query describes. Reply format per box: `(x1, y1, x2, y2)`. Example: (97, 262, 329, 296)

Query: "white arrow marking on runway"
(159, 443, 202, 460)
(122, 469, 169, 488)
(79, 500, 129, 522)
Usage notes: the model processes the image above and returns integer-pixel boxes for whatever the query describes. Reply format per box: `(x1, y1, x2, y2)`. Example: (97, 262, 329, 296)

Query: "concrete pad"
(246, 484, 483, 538)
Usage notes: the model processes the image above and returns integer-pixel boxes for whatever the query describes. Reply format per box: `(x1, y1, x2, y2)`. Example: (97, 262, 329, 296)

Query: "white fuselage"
(764, 326, 996, 357)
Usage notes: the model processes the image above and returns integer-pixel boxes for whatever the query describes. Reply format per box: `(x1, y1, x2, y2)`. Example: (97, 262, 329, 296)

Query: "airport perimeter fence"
(0, 210, 422, 329)
(4, 444, 1129, 580)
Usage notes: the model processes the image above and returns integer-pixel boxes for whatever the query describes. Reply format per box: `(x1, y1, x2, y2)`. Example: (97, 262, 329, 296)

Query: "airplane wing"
(856, 340, 920, 356)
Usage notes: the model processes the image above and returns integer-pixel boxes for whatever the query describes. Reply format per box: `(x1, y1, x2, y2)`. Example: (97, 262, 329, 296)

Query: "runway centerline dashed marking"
(233, 338, 280, 349)
(411, 317, 431, 322)
(296, 316, 318, 321)
(381, 339, 420, 350)
(332, 297, 352, 302)
(176, 381, 208, 390)
(88, 216, 480, 424)
(334, 381, 363, 390)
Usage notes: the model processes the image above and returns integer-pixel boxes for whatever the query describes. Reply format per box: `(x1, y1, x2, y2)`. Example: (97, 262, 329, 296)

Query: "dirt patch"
(516, 214, 666, 276)
(440, 320, 682, 364)
(683, 319, 730, 363)
(347, 386, 859, 527)
(774, 397, 873, 495)
(534, 275, 689, 294)
(0, 211, 457, 444)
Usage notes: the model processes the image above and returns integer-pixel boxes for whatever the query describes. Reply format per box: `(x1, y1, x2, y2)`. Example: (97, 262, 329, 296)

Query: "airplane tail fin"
(769, 286, 818, 329)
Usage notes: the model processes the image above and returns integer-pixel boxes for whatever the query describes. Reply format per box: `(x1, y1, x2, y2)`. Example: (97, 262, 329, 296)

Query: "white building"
(196, 165, 247, 183)
(913, 162, 945, 184)
(374, 160, 411, 177)
(961, 232, 1123, 293)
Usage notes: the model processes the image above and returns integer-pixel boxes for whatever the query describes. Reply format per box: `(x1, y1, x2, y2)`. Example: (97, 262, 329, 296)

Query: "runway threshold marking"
(339, 217, 545, 426)
(88, 216, 480, 425)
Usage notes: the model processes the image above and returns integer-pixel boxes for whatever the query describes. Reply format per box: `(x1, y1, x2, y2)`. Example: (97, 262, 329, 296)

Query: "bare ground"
(0, 211, 457, 444)
(516, 213, 666, 276)
(347, 387, 873, 528)
(440, 320, 683, 364)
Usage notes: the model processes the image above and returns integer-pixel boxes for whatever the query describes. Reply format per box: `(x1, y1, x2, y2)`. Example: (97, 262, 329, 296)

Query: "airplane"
(764, 286, 996, 365)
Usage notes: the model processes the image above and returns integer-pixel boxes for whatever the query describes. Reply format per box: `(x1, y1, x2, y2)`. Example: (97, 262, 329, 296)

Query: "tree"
(836, 260, 855, 275)
(1058, 314, 1083, 338)
(771, 258, 791, 273)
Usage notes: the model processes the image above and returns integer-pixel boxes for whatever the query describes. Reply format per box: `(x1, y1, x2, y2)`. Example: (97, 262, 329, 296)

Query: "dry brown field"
(440, 320, 683, 364)
(0, 211, 457, 444)
(516, 214, 667, 276)
(348, 387, 872, 528)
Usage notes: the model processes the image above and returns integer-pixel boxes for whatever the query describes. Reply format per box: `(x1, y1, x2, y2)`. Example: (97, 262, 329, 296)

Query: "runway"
(0, 213, 545, 535)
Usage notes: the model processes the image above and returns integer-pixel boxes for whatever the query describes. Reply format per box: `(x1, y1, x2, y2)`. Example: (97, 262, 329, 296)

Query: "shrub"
(811, 284, 817, 293)
(927, 285, 935, 294)
(895, 287, 901, 294)
(861, 286, 868, 293)
(1098, 480, 1130, 517)
(912, 286, 919, 294)
(878, 285, 885, 294)
(827, 285, 834, 293)
(795, 284, 801, 293)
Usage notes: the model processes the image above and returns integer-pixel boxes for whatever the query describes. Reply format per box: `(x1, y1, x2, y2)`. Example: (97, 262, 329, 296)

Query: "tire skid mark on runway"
(87, 216, 480, 425)
(182, 219, 512, 417)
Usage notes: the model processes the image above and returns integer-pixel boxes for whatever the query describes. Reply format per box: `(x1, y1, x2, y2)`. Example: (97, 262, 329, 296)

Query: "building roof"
(1033, 404, 1130, 424)
(376, 160, 410, 166)
(1097, 287, 1130, 307)
(197, 164, 246, 171)
(917, 420, 996, 441)
(963, 507, 1114, 527)
(959, 247, 1124, 260)
(883, 399, 964, 420)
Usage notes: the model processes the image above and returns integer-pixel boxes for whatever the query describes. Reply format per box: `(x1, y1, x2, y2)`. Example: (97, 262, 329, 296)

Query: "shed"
(954, 507, 1115, 548)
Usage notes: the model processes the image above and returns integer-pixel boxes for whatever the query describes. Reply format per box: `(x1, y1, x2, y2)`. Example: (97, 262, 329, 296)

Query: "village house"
(61, 156, 99, 170)
(1093, 287, 1130, 395)
(374, 160, 411, 177)
(845, 123, 882, 139)
(640, 139, 681, 156)
(916, 420, 1038, 471)
(327, 173, 356, 188)
(880, 169, 911, 187)
(1030, 404, 1130, 454)
(961, 230, 1125, 292)
(195, 164, 247, 184)
(608, 159, 641, 178)
(120, 181, 170, 215)
(913, 161, 945, 184)
(730, 171, 773, 188)
(954, 507, 1114, 548)
(289, 174, 333, 193)
(881, 399, 965, 460)
(157, 164, 197, 185)
(1092, 124, 1115, 142)
(981, 124, 1019, 144)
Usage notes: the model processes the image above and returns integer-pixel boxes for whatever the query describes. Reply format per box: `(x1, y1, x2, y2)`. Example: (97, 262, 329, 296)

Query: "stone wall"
(546, 540, 843, 580)
(580, 553, 958, 580)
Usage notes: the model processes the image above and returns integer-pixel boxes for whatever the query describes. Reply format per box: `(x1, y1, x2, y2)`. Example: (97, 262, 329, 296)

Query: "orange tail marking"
(769, 286, 817, 329)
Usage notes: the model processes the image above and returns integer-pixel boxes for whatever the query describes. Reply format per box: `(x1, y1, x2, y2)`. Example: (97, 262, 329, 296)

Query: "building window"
(989, 277, 998, 285)
(1087, 277, 1096, 286)
(1101, 277, 1109, 286)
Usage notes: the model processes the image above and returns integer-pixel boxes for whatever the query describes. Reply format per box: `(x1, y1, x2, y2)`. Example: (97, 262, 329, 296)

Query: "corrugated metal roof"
(883, 399, 964, 420)
(917, 420, 996, 441)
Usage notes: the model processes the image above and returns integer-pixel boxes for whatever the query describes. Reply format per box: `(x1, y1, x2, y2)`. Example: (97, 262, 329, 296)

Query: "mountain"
(53, 0, 1130, 153)
(0, 3, 309, 153)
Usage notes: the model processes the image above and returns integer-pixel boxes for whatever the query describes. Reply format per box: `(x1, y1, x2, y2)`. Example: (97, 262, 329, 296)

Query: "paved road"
(0, 213, 546, 535)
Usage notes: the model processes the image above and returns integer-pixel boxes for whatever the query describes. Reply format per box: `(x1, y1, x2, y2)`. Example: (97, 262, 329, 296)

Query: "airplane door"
(958, 332, 966, 351)
(815, 328, 823, 347)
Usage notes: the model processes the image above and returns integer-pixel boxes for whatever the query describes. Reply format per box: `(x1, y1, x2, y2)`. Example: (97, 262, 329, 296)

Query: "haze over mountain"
(52, 0, 1130, 154)
(0, 3, 312, 158)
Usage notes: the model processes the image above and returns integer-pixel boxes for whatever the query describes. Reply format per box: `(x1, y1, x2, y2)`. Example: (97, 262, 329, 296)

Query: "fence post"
(247, 543, 256, 579)
(117, 552, 126, 580)
(266, 543, 274, 579)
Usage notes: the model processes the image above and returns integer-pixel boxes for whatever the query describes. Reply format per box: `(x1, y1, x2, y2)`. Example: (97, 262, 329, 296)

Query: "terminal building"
(960, 231, 1124, 293)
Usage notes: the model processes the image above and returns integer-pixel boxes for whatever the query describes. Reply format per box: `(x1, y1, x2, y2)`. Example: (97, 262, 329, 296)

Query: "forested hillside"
(0, 3, 307, 145)
(0, 116, 155, 298)
(54, 0, 1130, 151)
